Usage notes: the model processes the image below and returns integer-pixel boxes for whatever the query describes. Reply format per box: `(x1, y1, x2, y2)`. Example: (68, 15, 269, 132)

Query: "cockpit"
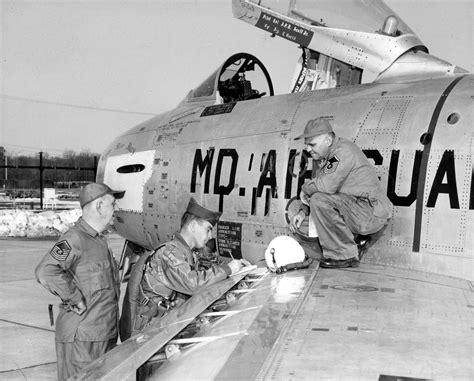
(181, 52, 274, 105)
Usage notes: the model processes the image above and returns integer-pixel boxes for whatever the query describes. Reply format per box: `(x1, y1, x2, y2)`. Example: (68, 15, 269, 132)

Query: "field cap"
(80, 183, 125, 208)
(186, 197, 221, 226)
(294, 118, 333, 143)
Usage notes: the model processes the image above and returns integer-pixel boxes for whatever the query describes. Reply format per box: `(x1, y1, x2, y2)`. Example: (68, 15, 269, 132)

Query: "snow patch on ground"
(0, 209, 82, 238)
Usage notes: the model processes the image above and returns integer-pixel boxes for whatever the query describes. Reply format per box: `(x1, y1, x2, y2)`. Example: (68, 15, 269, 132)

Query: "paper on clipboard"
(230, 264, 257, 276)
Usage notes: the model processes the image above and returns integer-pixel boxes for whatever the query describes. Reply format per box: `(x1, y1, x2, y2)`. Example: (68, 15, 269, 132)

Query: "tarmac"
(0, 234, 126, 380)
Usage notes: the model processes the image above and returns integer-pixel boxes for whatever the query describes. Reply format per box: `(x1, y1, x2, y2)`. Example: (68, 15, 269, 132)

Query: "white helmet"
(265, 235, 306, 273)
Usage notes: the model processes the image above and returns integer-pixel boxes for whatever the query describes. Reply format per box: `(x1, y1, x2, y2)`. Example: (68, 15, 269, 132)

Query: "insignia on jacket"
(50, 240, 72, 261)
(323, 155, 339, 174)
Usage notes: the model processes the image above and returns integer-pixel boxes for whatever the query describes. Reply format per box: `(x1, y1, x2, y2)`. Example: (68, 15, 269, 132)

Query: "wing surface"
(151, 263, 473, 380)
(73, 267, 256, 380)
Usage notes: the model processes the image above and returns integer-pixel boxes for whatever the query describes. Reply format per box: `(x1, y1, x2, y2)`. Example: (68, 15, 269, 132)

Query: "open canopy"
(181, 52, 274, 105)
(252, 0, 415, 36)
(233, 0, 427, 78)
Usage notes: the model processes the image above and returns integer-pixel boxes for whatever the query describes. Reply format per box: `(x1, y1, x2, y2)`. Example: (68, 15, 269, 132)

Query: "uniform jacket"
(35, 218, 120, 342)
(302, 137, 392, 219)
(119, 235, 230, 341)
(142, 233, 231, 299)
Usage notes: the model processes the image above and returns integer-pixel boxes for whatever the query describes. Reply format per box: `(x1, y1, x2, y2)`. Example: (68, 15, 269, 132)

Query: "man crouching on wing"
(120, 197, 250, 341)
(290, 118, 393, 269)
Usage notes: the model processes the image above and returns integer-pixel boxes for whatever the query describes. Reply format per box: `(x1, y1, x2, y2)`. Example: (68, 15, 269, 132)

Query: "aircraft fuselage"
(98, 74, 473, 280)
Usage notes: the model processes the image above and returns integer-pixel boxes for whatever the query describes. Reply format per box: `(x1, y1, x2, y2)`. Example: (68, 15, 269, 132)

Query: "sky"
(0, 0, 472, 156)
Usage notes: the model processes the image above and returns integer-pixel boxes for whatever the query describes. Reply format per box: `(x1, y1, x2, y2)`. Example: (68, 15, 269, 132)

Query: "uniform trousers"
(309, 192, 388, 260)
(55, 337, 116, 380)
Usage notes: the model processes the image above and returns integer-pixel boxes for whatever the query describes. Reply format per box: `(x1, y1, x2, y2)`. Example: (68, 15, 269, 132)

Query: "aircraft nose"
(97, 149, 155, 213)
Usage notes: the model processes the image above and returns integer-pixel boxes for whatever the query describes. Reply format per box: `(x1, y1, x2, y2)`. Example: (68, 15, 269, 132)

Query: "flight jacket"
(141, 233, 231, 299)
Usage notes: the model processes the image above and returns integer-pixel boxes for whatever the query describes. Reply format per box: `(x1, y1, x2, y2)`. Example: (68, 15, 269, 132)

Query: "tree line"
(0, 149, 99, 191)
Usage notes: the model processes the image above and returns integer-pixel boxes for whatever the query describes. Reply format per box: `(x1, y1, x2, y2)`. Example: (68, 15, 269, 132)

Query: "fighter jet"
(76, 0, 473, 379)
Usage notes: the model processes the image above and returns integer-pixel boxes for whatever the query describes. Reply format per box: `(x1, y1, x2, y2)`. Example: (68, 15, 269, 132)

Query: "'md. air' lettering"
(214, 149, 238, 196)
(191, 148, 238, 196)
(191, 148, 277, 214)
(190, 148, 239, 212)
(191, 147, 474, 212)
(285, 149, 313, 199)
(257, 149, 277, 197)
(191, 148, 214, 194)
(214, 149, 238, 212)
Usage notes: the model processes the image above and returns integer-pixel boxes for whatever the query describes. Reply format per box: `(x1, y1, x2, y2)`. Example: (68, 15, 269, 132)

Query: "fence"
(0, 152, 97, 209)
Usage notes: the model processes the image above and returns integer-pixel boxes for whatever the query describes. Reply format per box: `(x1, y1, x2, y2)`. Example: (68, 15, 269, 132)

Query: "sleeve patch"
(323, 155, 339, 174)
(163, 250, 181, 267)
(50, 240, 72, 261)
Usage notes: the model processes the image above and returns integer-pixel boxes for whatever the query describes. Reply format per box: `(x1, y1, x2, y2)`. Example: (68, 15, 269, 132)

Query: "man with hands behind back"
(35, 183, 125, 380)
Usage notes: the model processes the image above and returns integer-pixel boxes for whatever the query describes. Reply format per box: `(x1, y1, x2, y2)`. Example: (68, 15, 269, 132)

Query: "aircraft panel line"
(254, 267, 320, 380)
(412, 75, 467, 252)
(339, 267, 471, 291)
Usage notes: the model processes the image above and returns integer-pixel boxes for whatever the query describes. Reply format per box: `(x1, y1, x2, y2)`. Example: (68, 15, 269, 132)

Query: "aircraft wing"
(75, 262, 473, 380)
(73, 266, 258, 380)
(149, 264, 473, 380)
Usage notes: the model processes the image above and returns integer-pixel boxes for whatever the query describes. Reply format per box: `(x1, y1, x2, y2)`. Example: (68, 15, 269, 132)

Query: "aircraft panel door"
(417, 88, 472, 260)
(142, 149, 180, 248)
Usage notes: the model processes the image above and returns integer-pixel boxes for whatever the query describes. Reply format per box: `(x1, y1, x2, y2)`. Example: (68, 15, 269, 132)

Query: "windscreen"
(191, 70, 218, 99)
(183, 53, 273, 104)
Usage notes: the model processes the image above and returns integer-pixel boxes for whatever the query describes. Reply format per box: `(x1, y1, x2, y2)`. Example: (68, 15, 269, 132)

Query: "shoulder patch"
(162, 249, 181, 267)
(162, 243, 187, 267)
(323, 155, 339, 174)
(50, 240, 72, 261)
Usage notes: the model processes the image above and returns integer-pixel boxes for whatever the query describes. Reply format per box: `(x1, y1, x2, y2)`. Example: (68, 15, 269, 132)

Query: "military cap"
(294, 118, 334, 143)
(186, 197, 221, 226)
(80, 183, 125, 208)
